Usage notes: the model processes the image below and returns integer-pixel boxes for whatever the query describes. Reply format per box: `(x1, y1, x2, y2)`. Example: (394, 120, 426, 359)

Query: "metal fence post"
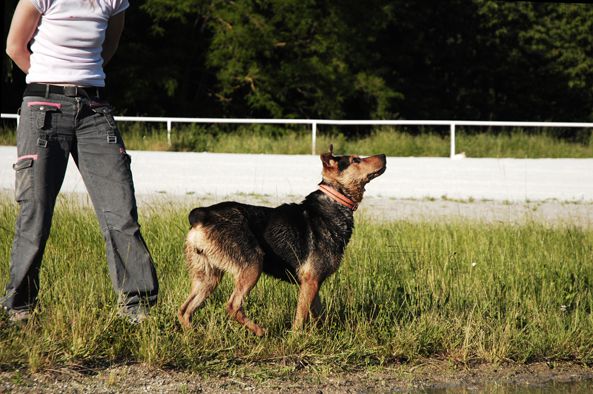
(167, 120, 172, 146)
(311, 121, 317, 155)
(450, 122, 456, 158)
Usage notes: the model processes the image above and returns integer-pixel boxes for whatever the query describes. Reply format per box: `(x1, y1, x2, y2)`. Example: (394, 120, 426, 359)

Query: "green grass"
(1, 195, 592, 374)
(1, 123, 591, 157)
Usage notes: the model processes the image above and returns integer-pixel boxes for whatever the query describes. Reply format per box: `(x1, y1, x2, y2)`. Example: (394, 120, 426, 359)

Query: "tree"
(2, 0, 592, 130)
(202, 0, 400, 119)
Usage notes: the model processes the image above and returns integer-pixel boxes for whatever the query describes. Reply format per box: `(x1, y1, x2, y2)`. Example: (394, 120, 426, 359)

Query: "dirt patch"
(2, 361, 592, 393)
(136, 193, 593, 228)
(359, 197, 593, 228)
(5, 190, 589, 228)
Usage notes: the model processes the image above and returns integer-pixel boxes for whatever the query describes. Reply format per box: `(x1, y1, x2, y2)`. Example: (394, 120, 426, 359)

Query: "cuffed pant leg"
(3, 200, 52, 311)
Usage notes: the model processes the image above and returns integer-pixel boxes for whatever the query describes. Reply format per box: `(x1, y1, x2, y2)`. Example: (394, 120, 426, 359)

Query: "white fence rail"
(2, 113, 592, 157)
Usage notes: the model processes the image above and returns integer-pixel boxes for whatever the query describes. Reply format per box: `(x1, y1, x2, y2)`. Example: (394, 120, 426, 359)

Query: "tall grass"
(1, 195, 592, 374)
(1, 123, 591, 157)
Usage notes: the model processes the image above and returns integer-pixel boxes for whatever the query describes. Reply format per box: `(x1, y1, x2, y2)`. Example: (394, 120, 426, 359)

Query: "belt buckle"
(64, 86, 78, 97)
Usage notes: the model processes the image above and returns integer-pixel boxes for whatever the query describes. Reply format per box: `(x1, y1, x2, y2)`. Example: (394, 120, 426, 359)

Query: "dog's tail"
(188, 207, 208, 228)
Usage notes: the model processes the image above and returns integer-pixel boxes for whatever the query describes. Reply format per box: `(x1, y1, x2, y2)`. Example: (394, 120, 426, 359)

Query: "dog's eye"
(352, 157, 361, 164)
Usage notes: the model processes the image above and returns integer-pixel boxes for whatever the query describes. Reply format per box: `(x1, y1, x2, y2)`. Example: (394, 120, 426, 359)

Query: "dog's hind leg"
(311, 293, 324, 321)
(178, 267, 223, 328)
(178, 236, 224, 328)
(226, 262, 265, 336)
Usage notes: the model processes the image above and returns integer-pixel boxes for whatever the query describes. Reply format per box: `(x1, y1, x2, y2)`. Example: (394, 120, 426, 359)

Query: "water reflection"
(423, 379, 593, 393)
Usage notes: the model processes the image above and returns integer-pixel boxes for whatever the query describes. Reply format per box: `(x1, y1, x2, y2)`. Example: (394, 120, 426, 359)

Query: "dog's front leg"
(293, 277, 320, 330)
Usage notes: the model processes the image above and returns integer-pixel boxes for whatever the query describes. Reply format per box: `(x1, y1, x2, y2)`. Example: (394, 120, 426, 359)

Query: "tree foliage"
(2, 0, 592, 127)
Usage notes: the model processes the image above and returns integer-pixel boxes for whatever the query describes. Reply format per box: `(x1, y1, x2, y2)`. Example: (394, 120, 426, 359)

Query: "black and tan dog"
(178, 145, 386, 335)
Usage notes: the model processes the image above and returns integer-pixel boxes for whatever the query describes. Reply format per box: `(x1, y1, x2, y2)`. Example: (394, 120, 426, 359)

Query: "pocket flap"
(13, 159, 34, 171)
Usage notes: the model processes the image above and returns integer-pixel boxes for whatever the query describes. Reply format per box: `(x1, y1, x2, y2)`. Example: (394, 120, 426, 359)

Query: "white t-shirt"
(27, 0, 129, 87)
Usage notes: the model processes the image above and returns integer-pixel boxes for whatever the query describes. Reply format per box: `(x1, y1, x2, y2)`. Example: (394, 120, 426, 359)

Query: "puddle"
(424, 379, 593, 393)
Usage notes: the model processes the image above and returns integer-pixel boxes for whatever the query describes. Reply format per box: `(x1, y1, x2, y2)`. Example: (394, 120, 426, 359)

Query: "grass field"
(1, 124, 592, 157)
(1, 195, 592, 375)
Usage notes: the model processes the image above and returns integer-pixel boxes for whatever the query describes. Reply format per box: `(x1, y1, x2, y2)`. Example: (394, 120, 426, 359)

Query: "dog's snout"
(369, 154, 386, 178)
(365, 154, 386, 168)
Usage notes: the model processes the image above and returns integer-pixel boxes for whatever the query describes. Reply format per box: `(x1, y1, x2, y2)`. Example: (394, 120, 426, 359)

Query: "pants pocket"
(13, 158, 35, 202)
(27, 101, 62, 130)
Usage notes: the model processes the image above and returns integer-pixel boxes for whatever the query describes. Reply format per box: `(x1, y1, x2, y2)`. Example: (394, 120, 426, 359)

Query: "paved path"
(1, 146, 592, 201)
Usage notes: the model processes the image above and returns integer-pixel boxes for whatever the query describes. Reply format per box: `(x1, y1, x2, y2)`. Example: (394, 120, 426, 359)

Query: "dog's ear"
(320, 144, 336, 168)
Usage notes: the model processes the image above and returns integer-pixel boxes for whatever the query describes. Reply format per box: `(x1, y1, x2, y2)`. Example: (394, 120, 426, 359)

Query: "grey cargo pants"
(2, 91, 158, 312)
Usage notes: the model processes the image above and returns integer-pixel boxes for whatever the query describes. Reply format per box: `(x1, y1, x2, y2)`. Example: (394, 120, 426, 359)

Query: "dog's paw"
(253, 325, 266, 337)
(178, 317, 192, 330)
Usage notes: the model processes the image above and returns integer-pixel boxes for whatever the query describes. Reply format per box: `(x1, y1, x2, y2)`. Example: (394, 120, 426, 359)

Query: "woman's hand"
(6, 0, 41, 74)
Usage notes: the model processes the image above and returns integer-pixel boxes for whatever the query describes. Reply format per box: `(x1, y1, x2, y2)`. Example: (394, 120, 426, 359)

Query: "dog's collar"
(318, 184, 358, 211)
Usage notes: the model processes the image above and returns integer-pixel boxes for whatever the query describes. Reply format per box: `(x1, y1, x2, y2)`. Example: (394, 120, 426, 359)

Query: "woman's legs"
(2, 94, 158, 318)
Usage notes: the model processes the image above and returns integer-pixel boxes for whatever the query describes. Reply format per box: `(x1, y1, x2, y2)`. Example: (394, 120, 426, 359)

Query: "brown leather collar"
(318, 184, 358, 211)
